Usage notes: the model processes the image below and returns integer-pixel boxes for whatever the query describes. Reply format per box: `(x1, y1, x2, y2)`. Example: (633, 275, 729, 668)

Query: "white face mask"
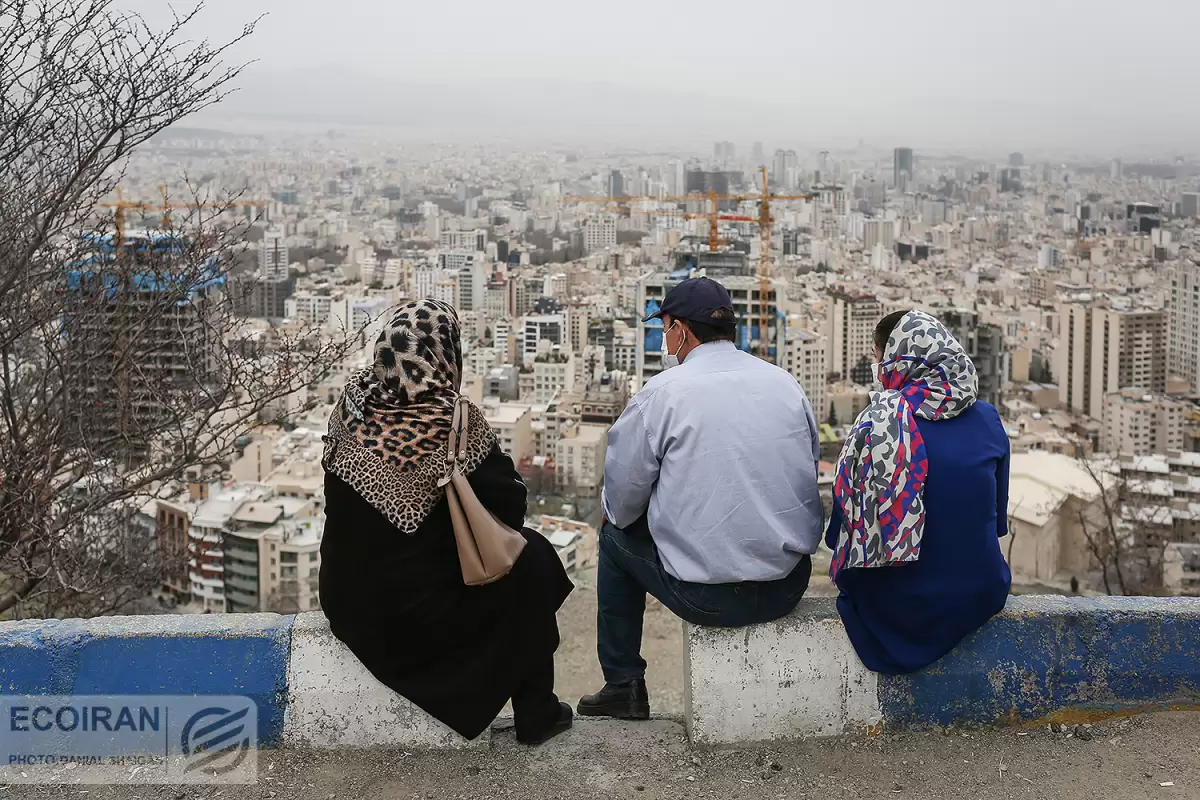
(661, 321, 683, 369)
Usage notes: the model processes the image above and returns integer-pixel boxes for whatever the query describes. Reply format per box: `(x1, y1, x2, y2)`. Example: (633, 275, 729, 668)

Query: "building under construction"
(634, 269, 784, 388)
(65, 230, 225, 465)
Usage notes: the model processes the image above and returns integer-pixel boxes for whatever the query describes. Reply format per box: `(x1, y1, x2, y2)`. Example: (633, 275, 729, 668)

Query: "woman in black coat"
(319, 299, 573, 744)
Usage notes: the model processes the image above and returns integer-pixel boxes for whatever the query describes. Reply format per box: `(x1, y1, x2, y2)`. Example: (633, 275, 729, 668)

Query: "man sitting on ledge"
(578, 276, 824, 720)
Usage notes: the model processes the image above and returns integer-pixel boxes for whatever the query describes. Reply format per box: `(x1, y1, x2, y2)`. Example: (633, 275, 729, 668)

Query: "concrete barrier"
(0, 612, 468, 749)
(684, 599, 880, 743)
(683, 595, 1200, 745)
(0, 613, 292, 747)
(3, 596, 1197, 751)
(282, 612, 478, 749)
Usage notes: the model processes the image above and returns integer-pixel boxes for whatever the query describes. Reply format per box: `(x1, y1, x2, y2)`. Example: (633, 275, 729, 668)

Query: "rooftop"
(484, 403, 531, 425)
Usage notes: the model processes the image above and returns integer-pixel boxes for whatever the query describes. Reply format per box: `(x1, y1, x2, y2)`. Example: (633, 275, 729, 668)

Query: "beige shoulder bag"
(440, 395, 527, 586)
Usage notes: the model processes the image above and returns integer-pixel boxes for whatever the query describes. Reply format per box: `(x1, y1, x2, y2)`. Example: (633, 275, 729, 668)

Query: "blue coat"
(825, 401, 1012, 674)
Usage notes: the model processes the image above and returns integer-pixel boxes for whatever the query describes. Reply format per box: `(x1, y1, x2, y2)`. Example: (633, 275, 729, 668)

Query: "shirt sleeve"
(601, 398, 660, 528)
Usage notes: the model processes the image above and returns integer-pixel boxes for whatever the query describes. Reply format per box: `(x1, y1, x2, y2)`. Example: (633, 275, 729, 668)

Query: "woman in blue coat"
(826, 309, 1011, 674)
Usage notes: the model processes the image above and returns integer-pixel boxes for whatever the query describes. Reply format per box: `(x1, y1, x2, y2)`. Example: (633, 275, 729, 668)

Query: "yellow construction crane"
(566, 173, 818, 360)
(99, 187, 268, 250)
(572, 197, 756, 249)
(742, 168, 816, 358)
(563, 193, 751, 252)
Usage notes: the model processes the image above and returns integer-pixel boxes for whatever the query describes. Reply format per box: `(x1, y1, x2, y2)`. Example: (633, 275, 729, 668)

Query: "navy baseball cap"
(643, 277, 736, 329)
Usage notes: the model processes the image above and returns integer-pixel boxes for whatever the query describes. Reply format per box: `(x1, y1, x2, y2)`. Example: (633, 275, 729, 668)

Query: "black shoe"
(516, 701, 573, 746)
(576, 679, 650, 720)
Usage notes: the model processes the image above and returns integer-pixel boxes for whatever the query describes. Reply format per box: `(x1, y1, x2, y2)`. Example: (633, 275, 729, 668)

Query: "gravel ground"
(8, 712, 1199, 799)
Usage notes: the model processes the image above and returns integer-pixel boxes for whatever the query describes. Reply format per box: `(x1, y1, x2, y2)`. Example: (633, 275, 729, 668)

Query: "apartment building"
(1101, 389, 1186, 455)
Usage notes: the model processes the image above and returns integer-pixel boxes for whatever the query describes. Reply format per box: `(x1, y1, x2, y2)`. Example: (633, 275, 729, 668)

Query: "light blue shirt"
(601, 340, 824, 584)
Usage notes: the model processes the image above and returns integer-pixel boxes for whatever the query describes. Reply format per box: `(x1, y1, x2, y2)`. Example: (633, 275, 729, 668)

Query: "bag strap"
(442, 395, 472, 483)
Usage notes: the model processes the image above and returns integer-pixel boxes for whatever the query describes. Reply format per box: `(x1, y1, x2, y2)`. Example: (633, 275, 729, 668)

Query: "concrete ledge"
(0, 613, 292, 747)
(282, 612, 480, 749)
(880, 596, 1200, 727)
(684, 599, 879, 744)
(684, 596, 1200, 744)
(4, 595, 1197, 751)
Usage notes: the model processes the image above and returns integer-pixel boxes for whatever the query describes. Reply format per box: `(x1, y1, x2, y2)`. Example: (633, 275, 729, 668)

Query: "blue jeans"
(597, 517, 811, 685)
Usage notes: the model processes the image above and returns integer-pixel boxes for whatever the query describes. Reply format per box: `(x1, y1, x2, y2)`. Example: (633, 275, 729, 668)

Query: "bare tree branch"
(0, 1, 355, 618)
(1074, 455, 1171, 597)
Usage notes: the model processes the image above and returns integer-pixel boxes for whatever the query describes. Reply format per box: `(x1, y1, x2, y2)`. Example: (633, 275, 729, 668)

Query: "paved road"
(8, 711, 1199, 799)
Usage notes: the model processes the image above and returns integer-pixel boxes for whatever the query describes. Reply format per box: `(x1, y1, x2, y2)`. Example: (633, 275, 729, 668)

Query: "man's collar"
(683, 340, 737, 364)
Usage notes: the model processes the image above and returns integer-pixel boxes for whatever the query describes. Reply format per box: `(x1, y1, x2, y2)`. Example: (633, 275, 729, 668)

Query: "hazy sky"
(124, 0, 1200, 153)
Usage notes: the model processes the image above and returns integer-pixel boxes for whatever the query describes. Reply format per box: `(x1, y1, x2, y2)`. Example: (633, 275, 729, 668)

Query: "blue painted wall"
(0, 615, 293, 746)
(879, 596, 1200, 726)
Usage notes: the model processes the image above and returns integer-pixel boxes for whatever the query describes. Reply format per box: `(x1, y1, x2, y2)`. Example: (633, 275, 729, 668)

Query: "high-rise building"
(522, 314, 565, 365)
(893, 147, 914, 189)
(1169, 261, 1200, 391)
(939, 309, 1009, 408)
(455, 258, 487, 312)
(863, 219, 896, 253)
(1008, 152, 1025, 167)
(505, 275, 530, 317)
(608, 170, 625, 198)
(666, 160, 685, 196)
(438, 250, 476, 272)
(566, 303, 590, 355)
(783, 329, 828, 420)
(555, 422, 608, 495)
(259, 228, 288, 281)
(285, 290, 344, 326)
(1111, 159, 1123, 180)
(1182, 192, 1200, 218)
(1038, 244, 1062, 269)
(974, 323, 1009, 409)
(773, 149, 798, 190)
(685, 169, 741, 196)
(752, 141, 764, 163)
(249, 228, 293, 318)
(921, 199, 947, 226)
(582, 216, 617, 253)
(440, 228, 487, 251)
(413, 265, 453, 300)
(533, 349, 575, 403)
(483, 403, 533, 462)
(1057, 301, 1167, 419)
(223, 501, 322, 614)
(826, 291, 883, 383)
(1100, 389, 1185, 455)
(67, 232, 224, 463)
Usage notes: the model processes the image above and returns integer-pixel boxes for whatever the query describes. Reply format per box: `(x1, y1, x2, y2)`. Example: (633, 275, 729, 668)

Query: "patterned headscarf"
(322, 299, 498, 534)
(829, 310, 978, 580)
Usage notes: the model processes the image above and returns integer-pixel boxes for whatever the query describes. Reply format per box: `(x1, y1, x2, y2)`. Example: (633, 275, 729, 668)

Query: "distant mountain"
(203, 66, 779, 139)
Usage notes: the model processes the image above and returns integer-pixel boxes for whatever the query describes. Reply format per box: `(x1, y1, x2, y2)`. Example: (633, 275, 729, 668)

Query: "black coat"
(319, 444, 573, 739)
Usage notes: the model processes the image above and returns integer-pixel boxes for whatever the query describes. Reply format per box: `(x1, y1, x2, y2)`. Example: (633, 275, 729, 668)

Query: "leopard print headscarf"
(322, 299, 498, 534)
